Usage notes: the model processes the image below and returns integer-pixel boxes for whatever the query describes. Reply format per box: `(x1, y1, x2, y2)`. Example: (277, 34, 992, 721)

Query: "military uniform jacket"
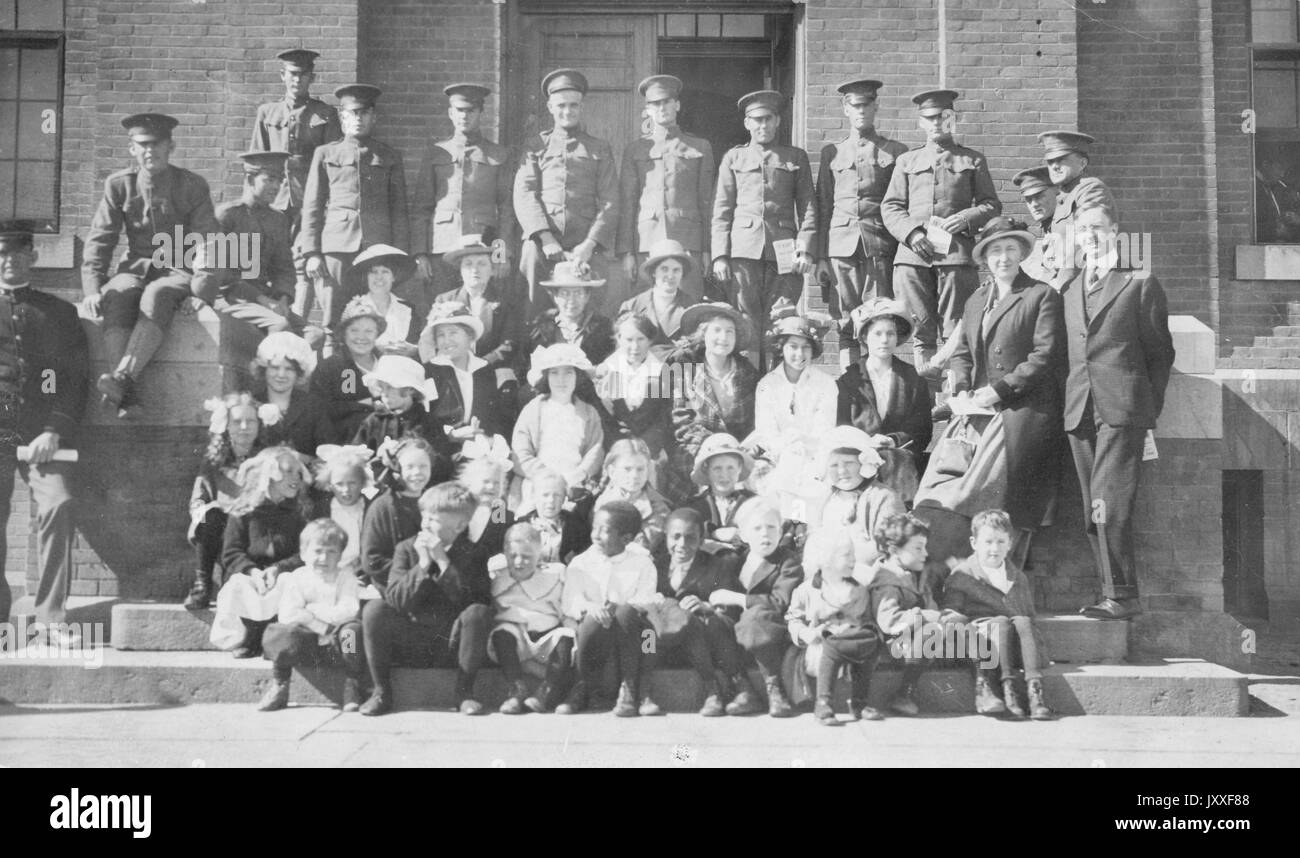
(1049, 174, 1115, 248)
(816, 131, 909, 259)
(81, 165, 220, 295)
(214, 201, 296, 302)
(711, 142, 817, 261)
(1059, 267, 1175, 432)
(617, 127, 716, 255)
(249, 97, 342, 211)
(413, 132, 517, 255)
(514, 126, 618, 250)
(0, 287, 89, 447)
(300, 136, 410, 256)
(880, 141, 1001, 268)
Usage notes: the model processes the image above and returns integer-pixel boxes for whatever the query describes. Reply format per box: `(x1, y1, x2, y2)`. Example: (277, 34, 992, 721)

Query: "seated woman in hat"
(421, 301, 510, 449)
(343, 244, 422, 359)
(836, 298, 933, 503)
(311, 296, 385, 444)
(748, 300, 837, 519)
(668, 302, 762, 499)
(520, 260, 614, 405)
(617, 239, 696, 361)
(434, 241, 522, 373)
(251, 331, 332, 457)
(913, 217, 1065, 569)
(511, 342, 605, 513)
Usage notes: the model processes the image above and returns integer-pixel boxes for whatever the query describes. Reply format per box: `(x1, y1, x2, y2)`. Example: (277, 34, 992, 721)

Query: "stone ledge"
(0, 650, 1248, 716)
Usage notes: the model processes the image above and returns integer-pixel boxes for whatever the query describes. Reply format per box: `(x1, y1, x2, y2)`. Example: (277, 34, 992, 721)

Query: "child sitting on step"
(257, 519, 365, 713)
(487, 522, 575, 714)
(592, 438, 670, 554)
(359, 437, 450, 592)
(311, 444, 374, 596)
(940, 509, 1053, 720)
(351, 354, 448, 458)
(517, 471, 590, 564)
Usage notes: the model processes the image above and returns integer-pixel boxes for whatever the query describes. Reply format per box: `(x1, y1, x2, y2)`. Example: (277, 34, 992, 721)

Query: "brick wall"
(358, 0, 502, 191)
(1077, 0, 1213, 322)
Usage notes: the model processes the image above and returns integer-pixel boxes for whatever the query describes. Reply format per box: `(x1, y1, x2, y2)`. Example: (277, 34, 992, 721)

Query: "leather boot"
(699, 675, 726, 717)
(524, 680, 555, 713)
(555, 680, 587, 715)
(725, 672, 763, 716)
(341, 677, 361, 713)
(814, 696, 841, 726)
(455, 671, 484, 715)
(118, 317, 167, 380)
(613, 680, 639, 718)
(1002, 678, 1027, 720)
(499, 680, 530, 715)
(182, 569, 212, 611)
(257, 678, 290, 712)
(765, 676, 796, 719)
(359, 688, 391, 716)
(1027, 678, 1054, 721)
(231, 619, 267, 659)
(889, 681, 921, 717)
(974, 670, 1007, 716)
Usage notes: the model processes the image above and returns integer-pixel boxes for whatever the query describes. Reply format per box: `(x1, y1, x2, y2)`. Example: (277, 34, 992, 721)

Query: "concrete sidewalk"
(1, 682, 1297, 768)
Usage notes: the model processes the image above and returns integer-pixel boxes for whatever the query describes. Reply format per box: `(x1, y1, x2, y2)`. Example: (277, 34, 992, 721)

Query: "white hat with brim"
(851, 297, 913, 343)
(361, 355, 438, 402)
(639, 239, 695, 282)
(820, 425, 885, 474)
(444, 240, 494, 267)
(680, 302, 755, 351)
(418, 302, 486, 362)
(691, 433, 754, 486)
(257, 331, 318, 379)
(526, 342, 596, 388)
(541, 259, 606, 288)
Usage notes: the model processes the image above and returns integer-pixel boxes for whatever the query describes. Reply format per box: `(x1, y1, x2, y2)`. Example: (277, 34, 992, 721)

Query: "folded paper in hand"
(772, 239, 796, 275)
(925, 217, 954, 255)
(947, 396, 995, 418)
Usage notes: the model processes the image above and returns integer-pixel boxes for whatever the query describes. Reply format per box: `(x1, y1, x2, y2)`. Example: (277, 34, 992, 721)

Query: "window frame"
(0, 30, 65, 233)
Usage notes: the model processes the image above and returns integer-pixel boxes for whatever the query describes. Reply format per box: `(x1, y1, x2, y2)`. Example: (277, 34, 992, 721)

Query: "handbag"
(645, 597, 693, 648)
(931, 415, 978, 478)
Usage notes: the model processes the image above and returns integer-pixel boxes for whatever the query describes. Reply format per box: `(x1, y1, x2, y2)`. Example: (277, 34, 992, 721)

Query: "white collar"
(0, 282, 31, 292)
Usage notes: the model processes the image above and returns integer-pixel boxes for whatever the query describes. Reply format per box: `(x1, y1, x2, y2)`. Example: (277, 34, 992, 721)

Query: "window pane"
(665, 14, 694, 37)
(14, 158, 53, 221)
(1256, 63, 1300, 127)
(0, 2, 14, 30)
(17, 0, 63, 30)
(1252, 0, 1297, 41)
(723, 15, 766, 38)
(19, 45, 57, 99)
(1255, 139, 1300, 241)
(697, 14, 721, 38)
(0, 47, 17, 100)
(17, 100, 54, 158)
(0, 107, 14, 159)
(0, 161, 14, 220)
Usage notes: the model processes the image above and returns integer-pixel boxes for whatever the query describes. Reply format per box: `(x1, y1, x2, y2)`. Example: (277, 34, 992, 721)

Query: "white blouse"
(429, 353, 487, 420)
(373, 297, 414, 352)
(752, 365, 838, 452)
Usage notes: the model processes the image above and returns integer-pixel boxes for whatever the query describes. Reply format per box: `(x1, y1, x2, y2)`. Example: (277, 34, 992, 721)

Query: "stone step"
(1271, 325, 1300, 337)
(1287, 301, 1300, 324)
(108, 602, 1129, 664)
(8, 596, 119, 638)
(0, 649, 1248, 716)
(1251, 336, 1300, 349)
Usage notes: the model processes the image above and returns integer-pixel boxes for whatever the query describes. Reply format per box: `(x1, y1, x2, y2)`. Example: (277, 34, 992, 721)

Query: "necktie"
(1086, 268, 1101, 292)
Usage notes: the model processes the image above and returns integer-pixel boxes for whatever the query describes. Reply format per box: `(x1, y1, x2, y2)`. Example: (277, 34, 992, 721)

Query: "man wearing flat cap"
(881, 89, 1000, 377)
(711, 89, 817, 370)
(250, 49, 343, 318)
(1013, 165, 1061, 284)
(0, 222, 90, 633)
(301, 84, 410, 331)
(199, 151, 321, 345)
(1038, 130, 1115, 269)
(413, 83, 517, 301)
(514, 68, 619, 317)
(618, 74, 715, 303)
(816, 79, 909, 361)
(82, 113, 222, 414)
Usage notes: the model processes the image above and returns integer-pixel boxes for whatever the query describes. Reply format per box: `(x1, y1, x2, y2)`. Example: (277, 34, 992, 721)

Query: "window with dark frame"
(0, 1, 64, 232)
(1251, 0, 1300, 243)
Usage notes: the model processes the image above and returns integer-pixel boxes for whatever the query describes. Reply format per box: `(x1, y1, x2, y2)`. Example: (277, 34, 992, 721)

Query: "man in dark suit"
(1060, 202, 1174, 620)
(0, 223, 90, 634)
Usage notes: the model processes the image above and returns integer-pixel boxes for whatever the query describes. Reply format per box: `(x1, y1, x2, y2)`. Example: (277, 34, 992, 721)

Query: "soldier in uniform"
(514, 69, 619, 317)
(248, 49, 342, 318)
(618, 74, 715, 304)
(1039, 130, 1115, 272)
(413, 83, 517, 304)
(82, 113, 221, 414)
(881, 90, 1001, 378)
(815, 79, 909, 362)
(1012, 165, 1060, 284)
(0, 222, 90, 633)
(198, 151, 321, 345)
(711, 90, 816, 370)
(300, 84, 410, 329)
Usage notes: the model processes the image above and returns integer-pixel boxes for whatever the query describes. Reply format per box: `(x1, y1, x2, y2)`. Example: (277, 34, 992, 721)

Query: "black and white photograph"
(0, 0, 1295, 795)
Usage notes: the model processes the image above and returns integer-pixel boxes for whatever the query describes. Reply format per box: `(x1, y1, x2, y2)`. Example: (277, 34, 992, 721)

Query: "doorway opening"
(1223, 469, 1269, 620)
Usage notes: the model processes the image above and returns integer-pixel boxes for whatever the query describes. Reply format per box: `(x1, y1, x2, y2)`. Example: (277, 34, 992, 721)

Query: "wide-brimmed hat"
(680, 302, 755, 350)
(691, 433, 754, 486)
(418, 301, 485, 363)
(639, 238, 695, 281)
(361, 355, 437, 401)
(344, 244, 416, 292)
(257, 331, 317, 379)
(972, 216, 1036, 264)
(526, 342, 596, 387)
(850, 297, 913, 343)
(444, 240, 494, 267)
(820, 425, 885, 475)
(333, 295, 388, 336)
(768, 299, 829, 359)
(541, 259, 606, 289)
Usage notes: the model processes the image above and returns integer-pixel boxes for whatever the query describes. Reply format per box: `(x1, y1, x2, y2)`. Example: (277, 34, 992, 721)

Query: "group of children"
(191, 384, 1055, 721)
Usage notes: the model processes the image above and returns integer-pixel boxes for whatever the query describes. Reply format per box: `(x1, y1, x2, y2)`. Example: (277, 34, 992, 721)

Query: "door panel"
(521, 15, 657, 159)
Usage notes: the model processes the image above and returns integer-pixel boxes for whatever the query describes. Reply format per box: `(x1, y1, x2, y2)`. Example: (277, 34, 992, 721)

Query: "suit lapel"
(1087, 270, 1134, 329)
(886, 358, 909, 421)
(856, 365, 883, 427)
(984, 274, 1031, 336)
